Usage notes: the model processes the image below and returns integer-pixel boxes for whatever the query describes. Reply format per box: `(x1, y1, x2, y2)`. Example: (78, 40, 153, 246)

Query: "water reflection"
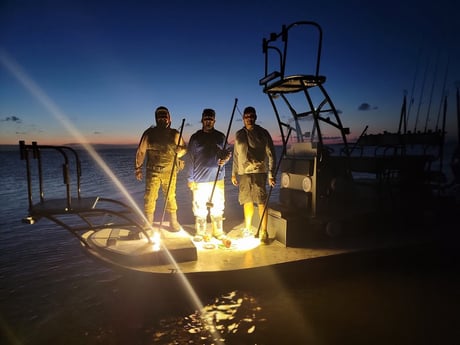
(151, 290, 263, 344)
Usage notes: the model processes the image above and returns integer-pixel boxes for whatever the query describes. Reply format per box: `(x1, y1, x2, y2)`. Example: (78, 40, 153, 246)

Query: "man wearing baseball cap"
(135, 106, 186, 231)
(231, 106, 276, 244)
(186, 108, 231, 240)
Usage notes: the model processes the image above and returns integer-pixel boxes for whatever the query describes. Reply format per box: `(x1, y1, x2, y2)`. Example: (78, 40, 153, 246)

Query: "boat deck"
(81, 219, 437, 277)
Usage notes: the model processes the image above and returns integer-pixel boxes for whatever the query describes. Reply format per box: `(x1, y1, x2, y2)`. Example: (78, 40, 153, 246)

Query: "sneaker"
(203, 233, 212, 242)
(192, 235, 204, 242)
(242, 228, 253, 238)
(214, 232, 226, 241)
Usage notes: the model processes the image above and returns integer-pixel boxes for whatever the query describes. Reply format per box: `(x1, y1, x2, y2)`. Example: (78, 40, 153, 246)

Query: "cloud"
(358, 103, 378, 111)
(1, 115, 22, 123)
(93, 131, 102, 135)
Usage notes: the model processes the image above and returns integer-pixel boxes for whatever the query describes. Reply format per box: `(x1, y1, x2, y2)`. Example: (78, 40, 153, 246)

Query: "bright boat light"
(151, 231, 161, 251)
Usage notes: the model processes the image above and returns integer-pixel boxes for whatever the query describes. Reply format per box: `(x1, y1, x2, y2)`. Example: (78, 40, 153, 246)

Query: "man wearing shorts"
(231, 106, 276, 244)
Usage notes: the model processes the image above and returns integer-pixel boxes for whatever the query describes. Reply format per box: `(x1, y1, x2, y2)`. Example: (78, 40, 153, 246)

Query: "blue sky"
(1, 0, 459, 145)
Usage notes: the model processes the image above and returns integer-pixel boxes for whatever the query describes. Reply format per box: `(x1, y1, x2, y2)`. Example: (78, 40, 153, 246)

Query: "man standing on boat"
(231, 106, 276, 244)
(135, 106, 186, 232)
(186, 108, 231, 240)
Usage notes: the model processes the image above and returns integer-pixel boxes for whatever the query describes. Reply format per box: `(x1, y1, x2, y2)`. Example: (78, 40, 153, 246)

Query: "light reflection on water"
(152, 290, 263, 344)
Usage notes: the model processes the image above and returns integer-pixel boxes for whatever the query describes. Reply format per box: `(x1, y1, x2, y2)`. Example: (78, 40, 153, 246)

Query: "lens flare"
(0, 50, 226, 342)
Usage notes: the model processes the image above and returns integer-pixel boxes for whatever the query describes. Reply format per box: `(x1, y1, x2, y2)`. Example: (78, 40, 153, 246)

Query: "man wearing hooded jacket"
(135, 106, 186, 231)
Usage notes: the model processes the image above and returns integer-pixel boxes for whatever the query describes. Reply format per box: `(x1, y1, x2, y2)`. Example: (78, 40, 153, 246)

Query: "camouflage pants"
(144, 169, 178, 220)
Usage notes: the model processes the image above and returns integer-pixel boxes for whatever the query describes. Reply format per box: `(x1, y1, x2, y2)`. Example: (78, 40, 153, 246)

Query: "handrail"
(19, 142, 154, 244)
(20, 141, 82, 211)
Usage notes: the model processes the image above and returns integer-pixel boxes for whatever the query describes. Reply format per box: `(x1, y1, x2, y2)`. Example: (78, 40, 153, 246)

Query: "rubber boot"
(260, 230, 270, 244)
(211, 215, 225, 240)
(145, 213, 154, 226)
(195, 217, 207, 237)
(169, 211, 181, 232)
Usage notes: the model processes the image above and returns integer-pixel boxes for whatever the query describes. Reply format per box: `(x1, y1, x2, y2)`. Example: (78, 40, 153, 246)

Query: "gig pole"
(255, 127, 292, 239)
(159, 118, 186, 231)
(206, 98, 238, 210)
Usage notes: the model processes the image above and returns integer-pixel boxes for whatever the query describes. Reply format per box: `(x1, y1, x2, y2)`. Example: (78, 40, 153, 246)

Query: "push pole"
(255, 127, 292, 239)
(159, 118, 186, 230)
(206, 98, 238, 209)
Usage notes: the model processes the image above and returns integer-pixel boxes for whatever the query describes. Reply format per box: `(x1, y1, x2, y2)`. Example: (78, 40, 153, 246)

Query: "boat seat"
(263, 74, 327, 93)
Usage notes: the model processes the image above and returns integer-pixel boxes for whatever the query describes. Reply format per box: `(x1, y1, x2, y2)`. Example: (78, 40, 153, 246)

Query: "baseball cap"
(202, 108, 216, 119)
(243, 106, 256, 115)
(155, 106, 169, 117)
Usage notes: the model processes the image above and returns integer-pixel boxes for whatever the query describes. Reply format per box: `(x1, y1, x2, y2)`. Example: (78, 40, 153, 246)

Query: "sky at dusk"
(1, 0, 459, 146)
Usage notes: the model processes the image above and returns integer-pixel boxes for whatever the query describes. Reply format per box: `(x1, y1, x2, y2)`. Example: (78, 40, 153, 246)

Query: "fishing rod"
(406, 47, 423, 128)
(438, 93, 448, 195)
(206, 98, 238, 209)
(435, 55, 449, 132)
(453, 83, 460, 184)
(255, 127, 292, 240)
(424, 51, 440, 133)
(159, 118, 186, 230)
(413, 56, 430, 133)
(457, 82, 460, 144)
(398, 92, 407, 134)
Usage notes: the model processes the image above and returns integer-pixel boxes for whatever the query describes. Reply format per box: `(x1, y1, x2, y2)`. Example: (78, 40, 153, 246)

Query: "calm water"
(1, 145, 459, 345)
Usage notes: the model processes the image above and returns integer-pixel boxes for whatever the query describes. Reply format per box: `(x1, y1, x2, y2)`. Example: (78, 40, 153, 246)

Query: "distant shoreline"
(0, 143, 139, 151)
(1, 138, 457, 152)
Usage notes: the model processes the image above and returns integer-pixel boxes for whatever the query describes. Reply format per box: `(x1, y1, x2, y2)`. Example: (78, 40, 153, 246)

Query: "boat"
(17, 140, 363, 277)
(18, 21, 459, 278)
